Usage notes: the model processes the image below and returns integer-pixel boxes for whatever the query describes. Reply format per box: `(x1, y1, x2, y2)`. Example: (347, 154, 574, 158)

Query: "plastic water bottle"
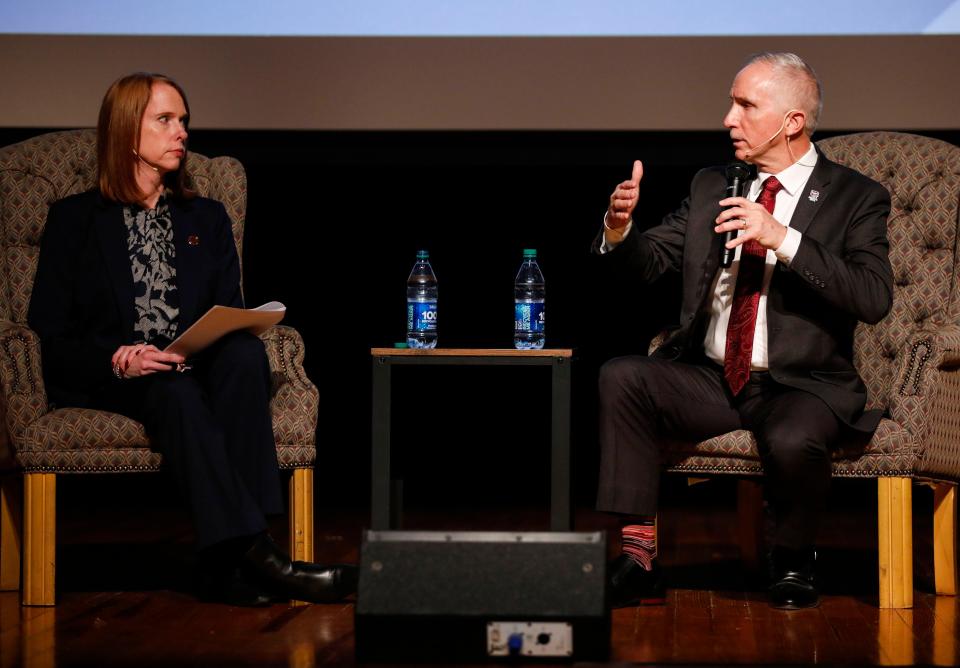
(406, 250, 438, 348)
(514, 249, 545, 350)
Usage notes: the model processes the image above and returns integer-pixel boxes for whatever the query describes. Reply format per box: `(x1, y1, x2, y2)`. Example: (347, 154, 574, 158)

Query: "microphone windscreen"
(725, 161, 753, 183)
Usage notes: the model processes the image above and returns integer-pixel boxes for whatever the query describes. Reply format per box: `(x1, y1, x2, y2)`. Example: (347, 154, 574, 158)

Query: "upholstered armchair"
(654, 131, 960, 609)
(0, 130, 319, 606)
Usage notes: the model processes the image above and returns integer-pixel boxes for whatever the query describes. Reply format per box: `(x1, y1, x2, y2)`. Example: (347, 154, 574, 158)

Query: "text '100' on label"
(408, 302, 437, 332)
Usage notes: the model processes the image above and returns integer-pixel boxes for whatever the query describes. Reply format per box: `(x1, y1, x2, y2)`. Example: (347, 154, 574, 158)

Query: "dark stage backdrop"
(3, 128, 957, 517)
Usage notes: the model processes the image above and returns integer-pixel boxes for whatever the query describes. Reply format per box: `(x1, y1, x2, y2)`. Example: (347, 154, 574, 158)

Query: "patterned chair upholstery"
(0, 129, 319, 605)
(653, 132, 960, 609)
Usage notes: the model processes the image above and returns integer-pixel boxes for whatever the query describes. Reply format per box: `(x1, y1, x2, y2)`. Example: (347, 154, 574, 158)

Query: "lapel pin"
(187, 234, 200, 246)
(808, 190, 820, 202)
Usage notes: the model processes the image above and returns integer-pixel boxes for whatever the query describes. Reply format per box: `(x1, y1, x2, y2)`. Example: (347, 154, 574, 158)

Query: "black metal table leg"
(371, 358, 392, 530)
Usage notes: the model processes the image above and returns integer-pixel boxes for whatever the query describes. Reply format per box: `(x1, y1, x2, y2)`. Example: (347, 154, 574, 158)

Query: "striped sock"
(621, 520, 657, 571)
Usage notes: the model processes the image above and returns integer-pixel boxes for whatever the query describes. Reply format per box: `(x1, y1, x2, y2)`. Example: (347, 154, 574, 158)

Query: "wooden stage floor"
(1, 478, 956, 667)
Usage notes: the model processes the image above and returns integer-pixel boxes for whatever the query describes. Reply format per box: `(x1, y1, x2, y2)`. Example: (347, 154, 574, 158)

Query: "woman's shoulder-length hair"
(96, 72, 196, 205)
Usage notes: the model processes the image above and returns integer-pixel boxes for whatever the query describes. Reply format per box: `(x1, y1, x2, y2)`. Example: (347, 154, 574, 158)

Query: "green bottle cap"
(394, 342, 409, 348)
(416, 250, 429, 259)
(523, 249, 537, 258)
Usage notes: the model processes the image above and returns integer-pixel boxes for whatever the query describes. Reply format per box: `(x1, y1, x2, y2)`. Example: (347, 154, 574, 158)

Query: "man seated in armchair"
(593, 52, 893, 610)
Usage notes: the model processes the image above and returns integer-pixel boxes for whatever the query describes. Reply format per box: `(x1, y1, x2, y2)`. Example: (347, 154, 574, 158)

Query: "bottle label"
(407, 301, 438, 332)
(515, 302, 545, 334)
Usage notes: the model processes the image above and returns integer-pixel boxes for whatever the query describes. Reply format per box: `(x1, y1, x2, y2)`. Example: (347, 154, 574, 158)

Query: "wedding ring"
(742, 220, 747, 230)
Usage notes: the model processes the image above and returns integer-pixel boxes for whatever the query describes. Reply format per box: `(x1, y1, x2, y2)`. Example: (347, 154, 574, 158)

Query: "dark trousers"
(596, 355, 841, 549)
(95, 331, 283, 550)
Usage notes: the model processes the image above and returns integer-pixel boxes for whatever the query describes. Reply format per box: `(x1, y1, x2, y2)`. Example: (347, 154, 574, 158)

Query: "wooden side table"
(370, 348, 574, 531)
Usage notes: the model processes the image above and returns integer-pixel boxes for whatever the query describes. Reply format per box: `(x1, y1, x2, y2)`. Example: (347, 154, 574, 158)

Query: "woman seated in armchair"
(27, 72, 356, 606)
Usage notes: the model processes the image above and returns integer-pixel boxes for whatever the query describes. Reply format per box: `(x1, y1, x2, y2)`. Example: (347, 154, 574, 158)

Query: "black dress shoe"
(197, 566, 275, 607)
(242, 533, 358, 604)
(608, 554, 666, 608)
(768, 546, 819, 610)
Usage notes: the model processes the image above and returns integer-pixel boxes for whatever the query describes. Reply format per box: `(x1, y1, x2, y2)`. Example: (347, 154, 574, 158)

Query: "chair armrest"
(648, 329, 668, 356)
(259, 325, 318, 446)
(0, 320, 48, 455)
(888, 324, 960, 479)
(890, 324, 960, 404)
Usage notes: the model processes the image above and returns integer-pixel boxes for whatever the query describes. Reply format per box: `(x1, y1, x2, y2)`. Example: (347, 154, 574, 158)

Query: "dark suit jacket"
(28, 189, 243, 408)
(595, 151, 893, 432)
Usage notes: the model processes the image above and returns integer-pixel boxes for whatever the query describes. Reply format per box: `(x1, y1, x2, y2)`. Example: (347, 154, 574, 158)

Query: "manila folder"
(165, 301, 286, 357)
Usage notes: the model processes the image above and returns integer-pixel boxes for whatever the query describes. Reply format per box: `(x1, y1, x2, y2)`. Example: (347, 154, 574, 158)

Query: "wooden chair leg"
(933, 595, 957, 665)
(288, 467, 314, 607)
(21, 605, 56, 668)
(1, 473, 23, 591)
(737, 479, 764, 572)
(933, 483, 957, 596)
(877, 609, 915, 665)
(878, 477, 912, 609)
(22, 472, 55, 606)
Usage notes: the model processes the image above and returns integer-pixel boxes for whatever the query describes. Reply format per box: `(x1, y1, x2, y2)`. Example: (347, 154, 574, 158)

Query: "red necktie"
(723, 176, 783, 395)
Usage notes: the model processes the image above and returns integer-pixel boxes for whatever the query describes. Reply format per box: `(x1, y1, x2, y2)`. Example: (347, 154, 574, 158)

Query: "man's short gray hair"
(744, 52, 823, 137)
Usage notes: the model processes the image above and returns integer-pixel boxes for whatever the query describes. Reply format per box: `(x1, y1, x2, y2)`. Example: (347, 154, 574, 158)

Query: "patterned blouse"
(122, 197, 180, 344)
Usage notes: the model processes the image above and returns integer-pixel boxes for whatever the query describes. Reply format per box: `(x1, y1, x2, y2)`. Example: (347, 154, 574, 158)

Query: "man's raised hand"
(607, 160, 643, 229)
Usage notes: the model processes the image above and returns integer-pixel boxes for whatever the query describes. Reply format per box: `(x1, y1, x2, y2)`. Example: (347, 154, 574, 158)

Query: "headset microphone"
(719, 160, 756, 268)
(132, 149, 160, 173)
(742, 109, 799, 160)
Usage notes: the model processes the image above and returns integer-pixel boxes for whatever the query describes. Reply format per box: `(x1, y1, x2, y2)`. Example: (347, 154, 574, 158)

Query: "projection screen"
(1, 1, 958, 130)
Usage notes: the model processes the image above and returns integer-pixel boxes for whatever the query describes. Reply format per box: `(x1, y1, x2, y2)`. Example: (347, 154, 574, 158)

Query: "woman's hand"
(111, 343, 186, 379)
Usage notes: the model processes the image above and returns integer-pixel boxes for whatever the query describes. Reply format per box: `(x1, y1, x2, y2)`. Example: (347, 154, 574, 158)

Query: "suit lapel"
(94, 202, 136, 340)
(786, 151, 834, 236)
(170, 198, 202, 334)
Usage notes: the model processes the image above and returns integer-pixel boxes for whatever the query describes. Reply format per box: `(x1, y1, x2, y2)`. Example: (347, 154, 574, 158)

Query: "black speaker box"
(355, 530, 609, 662)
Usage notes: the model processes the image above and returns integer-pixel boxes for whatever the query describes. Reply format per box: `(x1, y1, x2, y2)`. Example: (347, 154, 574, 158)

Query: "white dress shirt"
(603, 144, 819, 370)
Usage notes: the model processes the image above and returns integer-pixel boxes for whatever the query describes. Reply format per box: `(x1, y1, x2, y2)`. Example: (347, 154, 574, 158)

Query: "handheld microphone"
(132, 149, 159, 173)
(720, 161, 755, 268)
